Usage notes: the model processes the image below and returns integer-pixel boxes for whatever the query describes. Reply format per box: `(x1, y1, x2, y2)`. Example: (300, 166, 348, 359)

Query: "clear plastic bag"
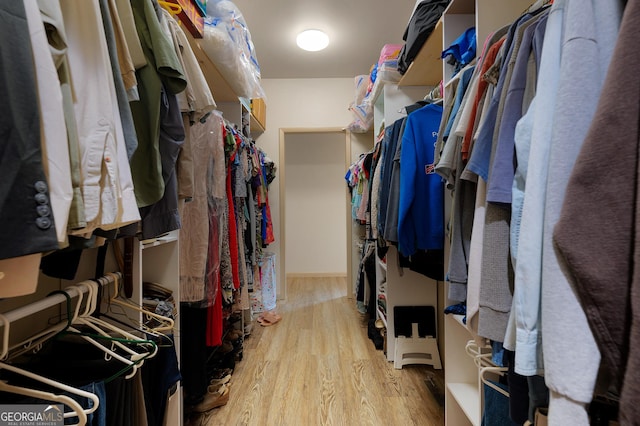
(203, 0, 266, 100)
(347, 74, 374, 133)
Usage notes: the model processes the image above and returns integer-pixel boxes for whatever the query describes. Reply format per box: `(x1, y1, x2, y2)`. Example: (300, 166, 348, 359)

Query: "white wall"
(256, 78, 354, 296)
(285, 132, 346, 275)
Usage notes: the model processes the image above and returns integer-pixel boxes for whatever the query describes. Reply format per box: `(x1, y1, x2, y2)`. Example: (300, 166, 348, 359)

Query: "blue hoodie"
(397, 103, 444, 257)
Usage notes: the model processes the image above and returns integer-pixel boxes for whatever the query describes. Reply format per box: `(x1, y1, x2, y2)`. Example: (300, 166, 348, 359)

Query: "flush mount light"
(296, 29, 329, 52)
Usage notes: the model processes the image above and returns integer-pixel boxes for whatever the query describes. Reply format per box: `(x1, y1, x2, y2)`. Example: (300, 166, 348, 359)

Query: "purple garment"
(486, 14, 542, 204)
(465, 13, 531, 181)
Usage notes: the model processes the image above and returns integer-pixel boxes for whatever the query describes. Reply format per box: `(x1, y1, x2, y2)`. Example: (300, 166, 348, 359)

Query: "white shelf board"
(141, 231, 179, 250)
(452, 314, 467, 329)
(447, 382, 480, 426)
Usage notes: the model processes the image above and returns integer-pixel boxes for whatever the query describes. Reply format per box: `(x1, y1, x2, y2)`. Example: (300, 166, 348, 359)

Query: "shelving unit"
(370, 82, 442, 363)
(133, 229, 182, 425)
(411, 1, 531, 425)
(369, 0, 539, 423)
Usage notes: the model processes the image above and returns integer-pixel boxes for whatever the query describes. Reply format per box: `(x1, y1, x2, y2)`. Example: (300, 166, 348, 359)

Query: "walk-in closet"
(0, 0, 636, 425)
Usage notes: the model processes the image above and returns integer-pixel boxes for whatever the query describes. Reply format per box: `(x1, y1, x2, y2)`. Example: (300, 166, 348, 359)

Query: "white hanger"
(480, 365, 509, 398)
(5, 288, 86, 360)
(0, 361, 98, 423)
(0, 380, 87, 426)
(73, 281, 158, 375)
(0, 313, 10, 360)
(104, 272, 175, 333)
(62, 283, 154, 380)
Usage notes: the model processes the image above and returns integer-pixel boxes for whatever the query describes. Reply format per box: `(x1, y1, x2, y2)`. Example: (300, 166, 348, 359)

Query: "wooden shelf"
(444, 0, 475, 15)
(447, 382, 481, 426)
(250, 114, 265, 134)
(184, 30, 239, 102)
(140, 230, 179, 249)
(398, 19, 444, 87)
(398, 0, 476, 88)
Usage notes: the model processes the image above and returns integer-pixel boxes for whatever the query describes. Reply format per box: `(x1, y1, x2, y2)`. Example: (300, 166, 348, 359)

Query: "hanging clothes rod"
(2, 274, 118, 325)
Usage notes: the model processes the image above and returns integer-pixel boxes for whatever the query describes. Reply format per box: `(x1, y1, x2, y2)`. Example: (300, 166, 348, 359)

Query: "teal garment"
(130, 0, 186, 207)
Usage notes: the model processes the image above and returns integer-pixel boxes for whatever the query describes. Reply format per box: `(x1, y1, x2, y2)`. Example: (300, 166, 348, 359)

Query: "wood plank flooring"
(190, 276, 444, 426)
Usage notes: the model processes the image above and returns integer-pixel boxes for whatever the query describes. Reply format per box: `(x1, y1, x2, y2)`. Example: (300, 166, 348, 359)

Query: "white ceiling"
(230, 0, 419, 79)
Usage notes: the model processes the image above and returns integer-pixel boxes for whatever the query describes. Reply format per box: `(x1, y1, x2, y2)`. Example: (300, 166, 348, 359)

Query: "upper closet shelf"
(185, 30, 267, 133)
(398, 19, 443, 87)
(398, 0, 475, 87)
(445, 0, 475, 14)
(185, 30, 240, 102)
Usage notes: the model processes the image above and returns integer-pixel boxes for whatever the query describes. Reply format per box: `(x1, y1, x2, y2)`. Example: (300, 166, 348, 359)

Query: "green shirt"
(130, 0, 186, 207)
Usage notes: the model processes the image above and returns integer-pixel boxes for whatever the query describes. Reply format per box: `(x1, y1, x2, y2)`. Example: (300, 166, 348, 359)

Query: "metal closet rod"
(2, 274, 118, 324)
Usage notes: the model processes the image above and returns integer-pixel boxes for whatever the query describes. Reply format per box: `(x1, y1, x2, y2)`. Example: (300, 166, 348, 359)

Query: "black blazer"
(0, 2, 59, 260)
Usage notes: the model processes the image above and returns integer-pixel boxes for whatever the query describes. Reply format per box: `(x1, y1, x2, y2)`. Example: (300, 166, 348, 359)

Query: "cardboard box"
(250, 98, 267, 131)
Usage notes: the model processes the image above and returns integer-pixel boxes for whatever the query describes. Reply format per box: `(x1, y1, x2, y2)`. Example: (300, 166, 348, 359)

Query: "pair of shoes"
(192, 384, 230, 413)
(210, 373, 231, 387)
(219, 341, 234, 354)
(210, 368, 233, 381)
(225, 329, 243, 341)
(257, 311, 282, 327)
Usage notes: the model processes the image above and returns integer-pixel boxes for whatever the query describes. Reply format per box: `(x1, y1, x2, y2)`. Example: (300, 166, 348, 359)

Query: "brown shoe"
(192, 384, 230, 413)
(225, 329, 243, 341)
(209, 374, 231, 387)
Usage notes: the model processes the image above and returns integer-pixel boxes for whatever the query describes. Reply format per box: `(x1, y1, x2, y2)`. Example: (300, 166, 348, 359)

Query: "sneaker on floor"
(192, 384, 230, 413)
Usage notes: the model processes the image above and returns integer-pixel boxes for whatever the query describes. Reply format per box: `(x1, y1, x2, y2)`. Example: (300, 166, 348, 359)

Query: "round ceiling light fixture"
(296, 29, 329, 52)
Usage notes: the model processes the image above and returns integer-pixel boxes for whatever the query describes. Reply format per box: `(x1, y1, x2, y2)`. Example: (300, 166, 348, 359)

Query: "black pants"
(181, 305, 208, 404)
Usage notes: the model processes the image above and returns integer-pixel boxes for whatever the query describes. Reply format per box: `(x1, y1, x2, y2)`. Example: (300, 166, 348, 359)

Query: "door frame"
(278, 127, 352, 300)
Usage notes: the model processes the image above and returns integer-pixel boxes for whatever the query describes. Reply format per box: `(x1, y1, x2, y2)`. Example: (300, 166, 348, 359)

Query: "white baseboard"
(286, 272, 347, 278)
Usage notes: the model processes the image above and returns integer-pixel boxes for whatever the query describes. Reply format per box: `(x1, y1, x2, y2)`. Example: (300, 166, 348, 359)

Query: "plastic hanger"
(0, 361, 98, 422)
(5, 288, 84, 361)
(0, 380, 87, 426)
(157, 0, 182, 15)
(480, 365, 509, 398)
(0, 313, 10, 360)
(61, 282, 157, 380)
(103, 272, 175, 333)
(78, 281, 159, 356)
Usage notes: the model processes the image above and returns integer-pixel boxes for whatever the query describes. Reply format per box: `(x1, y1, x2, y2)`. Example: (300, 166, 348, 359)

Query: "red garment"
(206, 270, 223, 347)
(226, 162, 241, 290)
(263, 196, 275, 245)
(206, 203, 223, 347)
(461, 37, 506, 161)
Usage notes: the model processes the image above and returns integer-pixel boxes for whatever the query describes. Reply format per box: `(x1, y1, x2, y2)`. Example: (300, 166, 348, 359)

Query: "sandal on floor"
(257, 311, 282, 327)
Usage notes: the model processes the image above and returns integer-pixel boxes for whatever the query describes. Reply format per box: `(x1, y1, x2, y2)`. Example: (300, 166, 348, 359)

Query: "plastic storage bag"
(202, 0, 266, 100)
